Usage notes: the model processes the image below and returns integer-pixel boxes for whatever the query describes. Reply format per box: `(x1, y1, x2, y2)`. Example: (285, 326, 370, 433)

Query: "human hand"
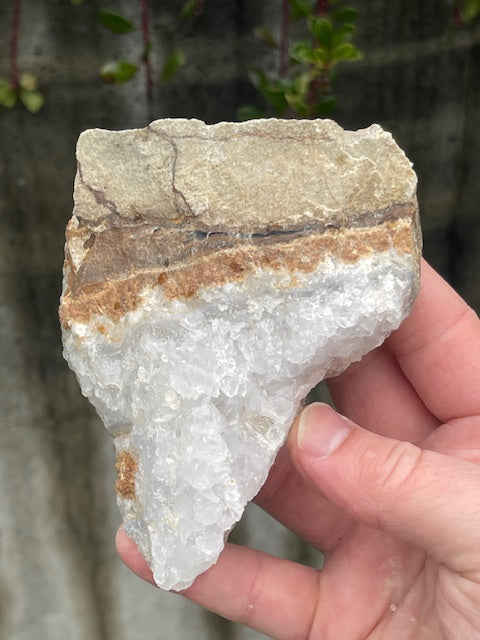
(117, 259, 480, 639)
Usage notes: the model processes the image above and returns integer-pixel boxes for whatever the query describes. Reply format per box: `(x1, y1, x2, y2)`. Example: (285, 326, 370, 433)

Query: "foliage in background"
(0, 71, 44, 113)
(457, 0, 480, 23)
(1, 0, 479, 116)
(239, 0, 361, 120)
(71, 1, 145, 101)
(0, 0, 200, 116)
(0, 0, 44, 113)
(75, 0, 202, 119)
(447, 0, 480, 43)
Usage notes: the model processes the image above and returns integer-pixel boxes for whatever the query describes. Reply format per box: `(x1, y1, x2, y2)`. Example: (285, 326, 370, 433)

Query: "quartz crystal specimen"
(59, 118, 421, 591)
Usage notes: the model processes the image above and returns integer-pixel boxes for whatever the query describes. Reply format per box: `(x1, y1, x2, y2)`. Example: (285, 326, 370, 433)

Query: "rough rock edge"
(60, 118, 421, 328)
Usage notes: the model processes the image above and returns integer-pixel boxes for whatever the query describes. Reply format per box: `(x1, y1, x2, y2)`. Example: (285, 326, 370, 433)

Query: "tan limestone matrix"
(60, 118, 421, 590)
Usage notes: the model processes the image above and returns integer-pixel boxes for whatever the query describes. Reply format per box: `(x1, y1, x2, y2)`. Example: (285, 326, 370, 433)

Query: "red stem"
(141, 0, 153, 116)
(316, 0, 329, 15)
(453, 3, 463, 27)
(10, 0, 21, 90)
(194, 0, 206, 16)
(279, 0, 290, 76)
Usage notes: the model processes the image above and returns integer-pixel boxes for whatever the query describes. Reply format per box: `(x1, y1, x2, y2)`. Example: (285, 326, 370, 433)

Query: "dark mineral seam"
(76, 161, 121, 220)
(71, 200, 417, 287)
(74, 200, 416, 236)
(147, 124, 196, 219)
(72, 210, 415, 289)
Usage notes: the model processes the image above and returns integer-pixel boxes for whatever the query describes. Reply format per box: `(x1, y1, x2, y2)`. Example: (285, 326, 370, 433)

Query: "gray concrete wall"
(0, 2, 479, 638)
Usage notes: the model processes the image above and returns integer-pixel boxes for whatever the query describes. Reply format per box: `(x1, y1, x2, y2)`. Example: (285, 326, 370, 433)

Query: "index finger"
(387, 259, 480, 423)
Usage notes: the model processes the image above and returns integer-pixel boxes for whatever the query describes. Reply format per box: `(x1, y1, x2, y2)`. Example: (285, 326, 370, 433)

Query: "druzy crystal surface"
(59, 118, 421, 590)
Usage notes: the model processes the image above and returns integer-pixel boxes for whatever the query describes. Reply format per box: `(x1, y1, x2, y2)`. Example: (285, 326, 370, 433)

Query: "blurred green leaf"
(0, 78, 17, 108)
(331, 42, 362, 63)
(250, 68, 269, 91)
(333, 23, 356, 41)
(97, 10, 135, 34)
(333, 7, 357, 24)
(70, 0, 85, 4)
(314, 94, 337, 116)
(100, 60, 138, 83)
(161, 50, 186, 81)
(263, 91, 288, 115)
(285, 91, 309, 116)
(181, 0, 202, 19)
(251, 71, 289, 115)
(236, 104, 266, 121)
(254, 26, 278, 49)
(313, 47, 328, 66)
(19, 88, 44, 113)
(309, 17, 334, 48)
(288, 0, 315, 20)
(292, 70, 314, 95)
(461, 0, 480, 22)
(290, 41, 316, 63)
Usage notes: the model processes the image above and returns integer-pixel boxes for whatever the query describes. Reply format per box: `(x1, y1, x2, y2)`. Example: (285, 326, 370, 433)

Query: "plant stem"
(195, 0, 206, 16)
(141, 0, 153, 118)
(316, 0, 329, 15)
(279, 0, 290, 76)
(453, 3, 463, 27)
(10, 0, 21, 90)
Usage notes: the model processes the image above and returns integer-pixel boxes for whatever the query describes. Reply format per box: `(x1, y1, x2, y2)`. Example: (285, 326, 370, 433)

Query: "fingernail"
(298, 402, 352, 457)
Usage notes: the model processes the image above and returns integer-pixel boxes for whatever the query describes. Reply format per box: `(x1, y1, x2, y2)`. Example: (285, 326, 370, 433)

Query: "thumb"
(291, 402, 480, 573)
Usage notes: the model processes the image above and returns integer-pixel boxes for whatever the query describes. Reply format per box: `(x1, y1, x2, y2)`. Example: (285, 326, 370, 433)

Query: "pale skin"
(116, 259, 480, 639)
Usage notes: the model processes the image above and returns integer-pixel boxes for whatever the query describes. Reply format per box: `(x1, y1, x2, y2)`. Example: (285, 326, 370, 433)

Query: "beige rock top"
(59, 118, 421, 327)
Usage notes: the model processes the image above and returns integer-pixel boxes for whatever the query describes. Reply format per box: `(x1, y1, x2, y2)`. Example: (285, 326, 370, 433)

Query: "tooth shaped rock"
(59, 118, 421, 591)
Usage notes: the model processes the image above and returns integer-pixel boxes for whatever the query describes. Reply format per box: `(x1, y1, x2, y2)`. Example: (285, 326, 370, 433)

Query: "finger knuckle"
(238, 553, 263, 627)
(358, 440, 424, 503)
(376, 440, 424, 497)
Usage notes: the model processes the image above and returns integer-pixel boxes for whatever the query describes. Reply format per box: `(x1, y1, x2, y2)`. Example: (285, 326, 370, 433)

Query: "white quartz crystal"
(63, 249, 416, 590)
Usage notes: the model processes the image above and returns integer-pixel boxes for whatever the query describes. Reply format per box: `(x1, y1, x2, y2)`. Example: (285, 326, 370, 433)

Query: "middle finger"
(328, 342, 439, 442)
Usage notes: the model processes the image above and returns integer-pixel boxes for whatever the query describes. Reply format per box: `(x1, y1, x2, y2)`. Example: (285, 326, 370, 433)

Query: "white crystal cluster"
(63, 249, 416, 590)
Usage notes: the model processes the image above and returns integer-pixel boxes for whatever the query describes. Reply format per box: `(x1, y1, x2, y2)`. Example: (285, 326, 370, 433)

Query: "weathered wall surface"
(0, 2, 479, 639)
